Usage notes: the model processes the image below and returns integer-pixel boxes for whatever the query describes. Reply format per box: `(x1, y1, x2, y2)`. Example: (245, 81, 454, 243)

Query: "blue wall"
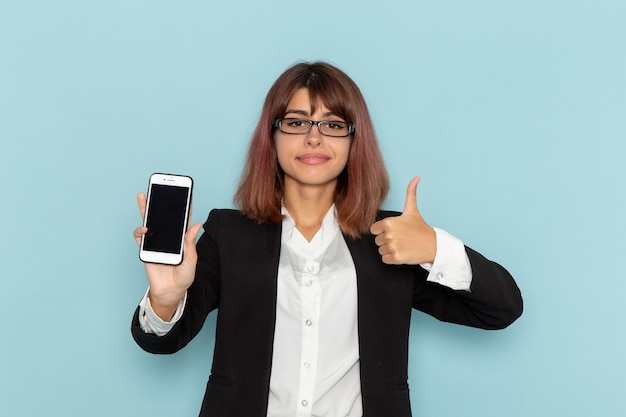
(1, 1, 624, 416)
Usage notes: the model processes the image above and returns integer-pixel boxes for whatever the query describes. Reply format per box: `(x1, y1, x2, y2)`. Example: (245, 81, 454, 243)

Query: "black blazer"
(132, 209, 523, 417)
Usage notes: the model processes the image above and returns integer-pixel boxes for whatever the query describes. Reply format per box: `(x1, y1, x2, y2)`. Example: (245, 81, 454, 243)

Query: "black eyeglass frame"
(273, 118, 355, 137)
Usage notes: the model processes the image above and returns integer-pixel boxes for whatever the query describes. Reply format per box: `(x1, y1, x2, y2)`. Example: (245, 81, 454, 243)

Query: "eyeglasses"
(273, 118, 355, 137)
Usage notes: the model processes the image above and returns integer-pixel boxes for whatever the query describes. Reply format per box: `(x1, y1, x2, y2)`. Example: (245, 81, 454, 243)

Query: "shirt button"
(301, 400, 308, 407)
(304, 361, 311, 368)
(305, 319, 312, 326)
(304, 261, 320, 274)
(436, 273, 444, 281)
(305, 280, 312, 286)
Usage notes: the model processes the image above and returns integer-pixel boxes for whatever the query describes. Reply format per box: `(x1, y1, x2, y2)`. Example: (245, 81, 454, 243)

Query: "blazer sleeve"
(131, 210, 222, 354)
(413, 246, 523, 330)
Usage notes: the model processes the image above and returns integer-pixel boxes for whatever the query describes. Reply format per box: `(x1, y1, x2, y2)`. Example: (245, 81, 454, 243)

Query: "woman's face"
(274, 88, 351, 192)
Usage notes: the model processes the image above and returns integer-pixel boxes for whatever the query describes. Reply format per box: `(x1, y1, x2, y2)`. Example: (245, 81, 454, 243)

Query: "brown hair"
(234, 61, 389, 238)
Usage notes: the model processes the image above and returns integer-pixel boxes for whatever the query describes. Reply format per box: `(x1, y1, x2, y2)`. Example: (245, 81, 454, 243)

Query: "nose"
(305, 122, 322, 146)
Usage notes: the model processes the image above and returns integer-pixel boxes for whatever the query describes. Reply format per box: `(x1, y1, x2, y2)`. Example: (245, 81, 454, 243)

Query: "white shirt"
(138, 207, 472, 416)
(267, 206, 362, 417)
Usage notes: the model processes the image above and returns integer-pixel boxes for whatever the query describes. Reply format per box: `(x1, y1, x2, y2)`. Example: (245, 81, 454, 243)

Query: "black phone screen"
(143, 184, 189, 254)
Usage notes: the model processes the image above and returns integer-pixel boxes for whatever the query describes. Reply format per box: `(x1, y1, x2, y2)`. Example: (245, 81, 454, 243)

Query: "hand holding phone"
(134, 174, 202, 320)
(140, 173, 193, 265)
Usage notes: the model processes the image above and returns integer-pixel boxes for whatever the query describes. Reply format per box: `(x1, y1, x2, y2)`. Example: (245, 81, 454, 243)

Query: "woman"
(131, 62, 523, 417)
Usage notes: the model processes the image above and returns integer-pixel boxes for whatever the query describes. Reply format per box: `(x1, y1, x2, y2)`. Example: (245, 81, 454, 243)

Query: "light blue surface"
(1, 1, 625, 416)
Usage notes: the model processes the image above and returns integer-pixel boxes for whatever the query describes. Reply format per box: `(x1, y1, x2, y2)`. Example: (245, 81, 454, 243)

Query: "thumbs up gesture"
(370, 177, 437, 265)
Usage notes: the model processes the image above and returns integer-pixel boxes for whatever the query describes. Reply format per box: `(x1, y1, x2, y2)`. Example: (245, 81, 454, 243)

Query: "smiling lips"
(297, 153, 331, 165)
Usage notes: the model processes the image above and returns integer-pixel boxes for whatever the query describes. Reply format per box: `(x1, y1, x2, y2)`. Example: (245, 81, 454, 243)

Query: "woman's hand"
(133, 192, 203, 321)
(370, 177, 437, 265)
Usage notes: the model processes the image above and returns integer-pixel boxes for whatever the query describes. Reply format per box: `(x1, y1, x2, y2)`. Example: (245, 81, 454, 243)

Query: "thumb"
(186, 222, 203, 242)
(183, 223, 203, 255)
(402, 177, 421, 215)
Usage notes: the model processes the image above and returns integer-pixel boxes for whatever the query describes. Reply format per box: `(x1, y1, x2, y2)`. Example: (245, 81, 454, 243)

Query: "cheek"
(274, 138, 292, 169)
(276, 153, 287, 171)
(335, 143, 351, 165)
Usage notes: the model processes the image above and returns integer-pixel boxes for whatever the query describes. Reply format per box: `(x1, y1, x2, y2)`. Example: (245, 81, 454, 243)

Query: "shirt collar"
(281, 204, 340, 255)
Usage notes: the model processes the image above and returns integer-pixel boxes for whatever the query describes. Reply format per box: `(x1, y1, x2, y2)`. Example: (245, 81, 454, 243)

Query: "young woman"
(131, 62, 523, 417)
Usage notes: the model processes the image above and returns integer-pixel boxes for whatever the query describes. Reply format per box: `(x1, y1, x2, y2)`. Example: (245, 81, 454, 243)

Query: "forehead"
(285, 88, 330, 114)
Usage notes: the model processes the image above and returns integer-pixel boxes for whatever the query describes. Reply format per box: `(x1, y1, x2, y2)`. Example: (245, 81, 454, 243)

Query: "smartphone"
(139, 173, 193, 265)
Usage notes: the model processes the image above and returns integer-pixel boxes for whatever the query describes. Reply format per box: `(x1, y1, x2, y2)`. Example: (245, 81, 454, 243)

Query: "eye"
(286, 118, 307, 128)
(322, 121, 347, 130)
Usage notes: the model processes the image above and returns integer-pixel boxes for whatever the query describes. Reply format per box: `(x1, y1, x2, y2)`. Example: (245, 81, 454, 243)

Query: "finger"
(133, 226, 148, 246)
(137, 192, 147, 220)
(185, 223, 203, 242)
(378, 246, 401, 265)
(370, 220, 384, 236)
(182, 223, 203, 260)
(402, 177, 421, 215)
(381, 253, 401, 265)
(374, 233, 387, 247)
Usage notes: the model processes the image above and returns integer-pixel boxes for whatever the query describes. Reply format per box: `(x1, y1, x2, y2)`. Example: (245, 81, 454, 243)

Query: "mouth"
(297, 153, 331, 165)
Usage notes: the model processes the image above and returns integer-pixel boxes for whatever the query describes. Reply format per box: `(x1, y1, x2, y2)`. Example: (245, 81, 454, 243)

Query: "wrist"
(147, 290, 185, 321)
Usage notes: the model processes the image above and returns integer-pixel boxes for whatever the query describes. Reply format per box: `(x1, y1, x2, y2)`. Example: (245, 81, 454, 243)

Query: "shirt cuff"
(138, 289, 187, 336)
(420, 227, 473, 291)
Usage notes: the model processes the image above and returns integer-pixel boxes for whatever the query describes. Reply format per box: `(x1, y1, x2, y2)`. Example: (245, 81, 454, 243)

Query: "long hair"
(234, 61, 389, 238)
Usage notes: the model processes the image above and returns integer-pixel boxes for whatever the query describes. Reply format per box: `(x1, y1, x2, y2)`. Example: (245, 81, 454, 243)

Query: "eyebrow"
(284, 109, 338, 119)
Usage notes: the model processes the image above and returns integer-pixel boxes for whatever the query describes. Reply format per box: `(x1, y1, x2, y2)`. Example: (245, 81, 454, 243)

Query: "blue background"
(1, 1, 624, 416)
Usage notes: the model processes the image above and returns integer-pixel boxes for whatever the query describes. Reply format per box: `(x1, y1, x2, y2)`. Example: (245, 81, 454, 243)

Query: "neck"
(283, 180, 336, 241)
